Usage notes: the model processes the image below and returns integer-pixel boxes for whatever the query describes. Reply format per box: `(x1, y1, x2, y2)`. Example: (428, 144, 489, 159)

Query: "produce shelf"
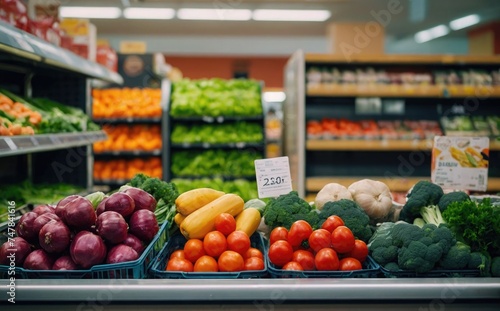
(306, 139, 435, 151)
(0, 131, 107, 157)
(92, 117, 162, 124)
(307, 84, 443, 98)
(305, 53, 500, 64)
(0, 21, 122, 84)
(171, 142, 265, 150)
(306, 176, 500, 192)
(94, 150, 162, 157)
(172, 115, 264, 123)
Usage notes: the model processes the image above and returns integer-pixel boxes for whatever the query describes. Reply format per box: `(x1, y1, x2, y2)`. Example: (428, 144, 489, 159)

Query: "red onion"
(70, 231, 107, 269)
(96, 211, 128, 244)
(55, 195, 83, 219)
(123, 187, 157, 212)
(0, 237, 32, 266)
(32, 204, 55, 216)
(96, 196, 109, 216)
(104, 192, 135, 218)
(123, 233, 145, 255)
(106, 244, 139, 264)
(129, 210, 159, 243)
(39, 221, 71, 253)
(23, 249, 54, 270)
(52, 255, 79, 270)
(33, 213, 60, 235)
(64, 197, 96, 230)
(15, 212, 39, 243)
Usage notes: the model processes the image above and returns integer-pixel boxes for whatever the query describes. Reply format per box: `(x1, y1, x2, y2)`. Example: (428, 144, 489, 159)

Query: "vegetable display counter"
(1, 278, 499, 309)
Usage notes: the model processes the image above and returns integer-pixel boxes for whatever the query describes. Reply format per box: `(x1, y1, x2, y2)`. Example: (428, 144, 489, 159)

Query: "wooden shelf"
(307, 84, 500, 98)
(307, 139, 500, 151)
(305, 54, 500, 65)
(306, 176, 500, 193)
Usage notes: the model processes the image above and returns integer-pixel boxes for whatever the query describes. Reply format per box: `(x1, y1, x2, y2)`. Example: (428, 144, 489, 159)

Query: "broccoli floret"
(398, 240, 443, 273)
(491, 257, 500, 277)
(438, 191, 470, 212)
(420, 205, 445, 226)
(467, 252, 491, 276)
(263, 191, 318, 230)
(439, 242, 471, 270)
(419, 236, 433, 246)
(391, 222, 424, 248)
(318, 199, 372, 242)
(427, 226, 456, 255)
(371, 245, 398, 266)
(384, 262, 400, 272)
(399, 181, 444, 223)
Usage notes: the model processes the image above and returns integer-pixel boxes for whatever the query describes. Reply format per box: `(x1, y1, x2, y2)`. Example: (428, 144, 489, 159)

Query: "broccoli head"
(398, 240, 443, 273)
(390, 222, 424, 248)
(427, 226, 456, 255)
(438, 242, 471, 270)
(384, 262, 400, 272)
(467, 251, 491, 276)
(263, 191, 318, 230)
(437, 191, 470, 212)
(399, 181, 444, 223)
(318, 199, 372, 242)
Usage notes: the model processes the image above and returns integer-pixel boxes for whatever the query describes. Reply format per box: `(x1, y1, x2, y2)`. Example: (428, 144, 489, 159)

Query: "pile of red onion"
(0, 187, 159, 271)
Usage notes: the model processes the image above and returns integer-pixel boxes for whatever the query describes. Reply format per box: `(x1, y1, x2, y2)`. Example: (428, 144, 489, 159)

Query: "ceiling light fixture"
(252, 9, 331, 22)
(449, 14, 480, 30)
(177, 8, 252, 21)
(124, 8, 175, 19)
(59, 7, 121, 19)
(414, 24, 449, 43)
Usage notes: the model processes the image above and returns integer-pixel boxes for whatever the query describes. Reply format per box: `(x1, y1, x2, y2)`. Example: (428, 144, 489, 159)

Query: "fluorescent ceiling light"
(449, 14, 480, 30)
(177, 9, 251, 21)
(60, 7, 121, 19)
(123, 8, 175, 19)
(253, 9, 331, 22)
(264, 91, 286, 103)
(414, 24, 449, 43)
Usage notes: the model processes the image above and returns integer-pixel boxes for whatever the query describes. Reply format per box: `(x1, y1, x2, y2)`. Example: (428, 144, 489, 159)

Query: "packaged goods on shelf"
(440, 115, 499, 137)
(0, 0, 29, 32)
(92, 88, 162, 119)
(59, 18, 96, 61)
(93, 124, 162, 153)
(94, 157, 162, 182)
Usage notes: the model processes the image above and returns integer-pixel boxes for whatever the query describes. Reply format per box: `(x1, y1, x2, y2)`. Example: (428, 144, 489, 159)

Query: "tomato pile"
(165, 213, 265, 273)
(268, 216, 369, 271)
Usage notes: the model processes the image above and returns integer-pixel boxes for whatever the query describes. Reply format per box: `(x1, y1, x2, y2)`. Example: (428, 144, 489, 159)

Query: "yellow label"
(60, 19, 90, 36)
(120, 41, 147, 54)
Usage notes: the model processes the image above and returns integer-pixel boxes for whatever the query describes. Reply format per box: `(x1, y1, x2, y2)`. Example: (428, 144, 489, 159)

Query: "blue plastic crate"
(268, 255, 380, 278)
(379, 266, 481, 278)
(150, 232, 268, 279)
(0, 221, 168, 279)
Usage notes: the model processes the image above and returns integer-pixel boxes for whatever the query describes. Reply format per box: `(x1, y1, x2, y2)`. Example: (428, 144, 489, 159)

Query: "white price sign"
(254, 156, 292, 198)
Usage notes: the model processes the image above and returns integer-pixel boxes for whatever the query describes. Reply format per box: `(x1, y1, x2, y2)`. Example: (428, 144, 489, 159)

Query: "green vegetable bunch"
(171, 122, 263, 144)
(263, 191, 319, 230)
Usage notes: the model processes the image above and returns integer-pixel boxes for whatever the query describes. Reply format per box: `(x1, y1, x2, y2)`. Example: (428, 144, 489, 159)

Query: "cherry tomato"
(183, 238, 206, 264)
(194, 255, 218, 272)
(292, 250, 315, 271)
(268, 240, 293, 267)
(166, 258, 193, 272)
(245, 247, 263, 260)
(244, 257, 265, 271)
(321, 215, 345, 233)
(288, 220, 313, 247)
(344, 240, 368, 263)
(331, 226, 355, 254)
(214, 213, 236, 236)
(170, 249, 185, 260)
(226, 230, 251, 255)
(339, 257, 362, 271)
(314, 248, 339, 271)
(203, 231, 227, 258)
(282, 261, 304, 271)
(308, 229, 332, 253)
(218, 250, 245, 272)
(269, 227, 288, 245)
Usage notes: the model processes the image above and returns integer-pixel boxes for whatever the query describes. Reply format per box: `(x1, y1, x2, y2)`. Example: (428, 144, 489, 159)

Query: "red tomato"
(268, 240, 293, 267)
(331, 226, 355, 254)
(183, 239, 206, 264)
(166, 258, 193, 272)
(244, 257, 265, 271)
(227, 230, 251, 255)
(269, 227, 288, 245)
(314, 248, 339, 271)
(194, 255, 218, 272)
(218, 250, 245, 272)
(321, 215, 345, 233)
(245, 247, 263, 260)
(203, 231, 227, 258)
(170, 249, 185, 260)
(339, 257, 362, 271)
(292, 250, 315, 271)
(282, 261, 304, 271)
(288, 220, 313, 247)
(344, 239, 368, 263)
(214, 213, 236, 236)
(308, 229, 332, 253)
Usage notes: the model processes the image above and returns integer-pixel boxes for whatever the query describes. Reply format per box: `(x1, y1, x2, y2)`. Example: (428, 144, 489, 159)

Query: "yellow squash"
(175, 188, 225, 216)
(174, 213, 186, 227)
(235, 207, 261, 237)
(180, 193, 244, 239)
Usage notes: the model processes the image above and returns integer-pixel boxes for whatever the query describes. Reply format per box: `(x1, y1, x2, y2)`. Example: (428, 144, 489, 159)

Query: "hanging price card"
(255, 156, 293, 198)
